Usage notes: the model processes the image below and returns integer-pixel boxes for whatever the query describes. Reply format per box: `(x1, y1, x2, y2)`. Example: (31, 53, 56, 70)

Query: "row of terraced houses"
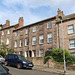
(0, 9, 75, 57)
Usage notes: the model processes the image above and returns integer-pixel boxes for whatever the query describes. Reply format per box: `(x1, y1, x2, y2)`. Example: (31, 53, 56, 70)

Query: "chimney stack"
(2, 20, 10, 28)
(6, 20, 10, 26)
(57, 8, 64, 17)
(56, 9, 64, 21)
(19, 17, 24, 27)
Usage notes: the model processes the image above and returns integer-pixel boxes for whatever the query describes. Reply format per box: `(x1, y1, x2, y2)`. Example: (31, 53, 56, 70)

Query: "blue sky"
(0, 0, 75, 26)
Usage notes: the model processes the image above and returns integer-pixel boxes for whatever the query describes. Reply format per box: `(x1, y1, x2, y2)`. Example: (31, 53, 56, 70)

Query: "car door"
(8, 54, 14, 65)
(13, 55, 19, 66)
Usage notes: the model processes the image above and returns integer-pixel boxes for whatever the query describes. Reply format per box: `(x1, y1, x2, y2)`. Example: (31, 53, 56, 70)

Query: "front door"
(29, 51, 32, 57)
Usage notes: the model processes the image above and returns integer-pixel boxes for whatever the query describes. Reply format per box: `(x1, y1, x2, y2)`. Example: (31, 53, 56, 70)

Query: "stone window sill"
(68, 32, 75, 35)
(69, 48, 75, 50)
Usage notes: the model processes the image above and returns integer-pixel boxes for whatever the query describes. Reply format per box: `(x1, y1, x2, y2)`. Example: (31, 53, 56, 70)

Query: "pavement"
(33, 65, 75, 75)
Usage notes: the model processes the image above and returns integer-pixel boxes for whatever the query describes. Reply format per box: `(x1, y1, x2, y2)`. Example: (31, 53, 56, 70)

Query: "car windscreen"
(0, 64, 8, 75)
(18, 55, 26, 60)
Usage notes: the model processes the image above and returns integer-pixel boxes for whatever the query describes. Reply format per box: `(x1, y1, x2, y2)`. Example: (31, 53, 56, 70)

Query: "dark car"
(0, 63, 11, 75)
(5, 54, 34, 69)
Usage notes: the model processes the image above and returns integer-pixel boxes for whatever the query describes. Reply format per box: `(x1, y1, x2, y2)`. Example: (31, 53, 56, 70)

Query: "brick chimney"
(19, 17, 24, 27)
(6, 20, 10, 26)
(57, 9, 64, 16)
(2, 20, 10, 28)
(56, 9, 64, 21)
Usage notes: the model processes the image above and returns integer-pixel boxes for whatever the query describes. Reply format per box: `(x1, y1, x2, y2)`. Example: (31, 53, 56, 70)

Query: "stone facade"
(57, 19, 75, 54)
(0, 17, 24, 49)
(0, 9, 75, 57)
(13, 18, 57, 57)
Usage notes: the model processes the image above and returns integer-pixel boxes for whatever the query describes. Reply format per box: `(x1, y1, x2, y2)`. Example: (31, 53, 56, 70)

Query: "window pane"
(68, 25, 73, 29)
(47, 22, 52, 28)
(69, 39, 75, 48)
(15, 32, 18, 36)
(25, 51, 28, 57)
(26, 29, 29, 34)
(2, 31, 4, 35)
(33, 50, 36, 57)
(33, 26, 36, 32)
(20, 40, 23, 47)
(39, 35, 43, 39)
(39, 35, 44, 44)
(47, 33, 52, 43)
(32, 37, 36, 45)
(15, 40, 17, 48)
(48, 33, 52, 38)
(70, 44, 74, 48)
(33, 37, 36, 41)
(70, 40, 74, 43)
(6, 38, 9, 45)
(39, 50, 44, 57)
(7, 29, 10, 34)
(25, 38, 29, 46)
(68, 25, 74, 34)
(68, 30, 74, 34)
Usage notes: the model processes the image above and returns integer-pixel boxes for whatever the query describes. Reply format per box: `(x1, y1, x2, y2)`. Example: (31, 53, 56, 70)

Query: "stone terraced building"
(0, 9, 75, 57)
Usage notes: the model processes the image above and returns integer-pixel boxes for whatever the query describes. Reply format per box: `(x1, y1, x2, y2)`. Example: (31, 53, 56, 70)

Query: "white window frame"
(71, 53, 75, 56)
(26, 29, 29, 34)
(14, 40, 17, 48)
(15, 32, 18, 36)
(68, 24, 74, 34)
(2, 31, 4, 35)
(7, 29, 10, 34)
(33, 26, 36, 32)
(69, 39, 75, 49)
(25, 38, 29, 46)
(20, 39, 23, 47)
(6, 38, 9, 45)
(47, 33, 52, 43)
(47, 21, 52, 28)
(39, 35, 44, 44)
(25, 51, 28, 57)
(32, 50, 36, 57)
(39, 49, 44, 57)
(32, 37, 36, 45)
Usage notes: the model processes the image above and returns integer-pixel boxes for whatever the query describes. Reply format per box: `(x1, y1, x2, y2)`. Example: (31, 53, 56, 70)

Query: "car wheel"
(5, 61, 8, 66)
(17, 63, 22, 69)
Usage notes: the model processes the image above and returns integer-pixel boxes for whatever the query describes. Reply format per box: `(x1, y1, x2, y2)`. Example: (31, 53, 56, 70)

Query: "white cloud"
(3, 0, 75, 8)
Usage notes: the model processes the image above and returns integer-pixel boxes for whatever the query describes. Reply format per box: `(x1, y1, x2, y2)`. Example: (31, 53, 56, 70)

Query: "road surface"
(5, 66, 59, 75)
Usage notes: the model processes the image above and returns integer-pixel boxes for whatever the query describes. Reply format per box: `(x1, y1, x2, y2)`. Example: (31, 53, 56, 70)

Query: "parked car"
(0, 55, 5, 63)
(0, 63, 11, 75)
(5, 53, 34, 69)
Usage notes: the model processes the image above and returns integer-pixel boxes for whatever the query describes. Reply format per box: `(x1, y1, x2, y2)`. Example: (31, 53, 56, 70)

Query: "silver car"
(0, 55, 5, 63)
